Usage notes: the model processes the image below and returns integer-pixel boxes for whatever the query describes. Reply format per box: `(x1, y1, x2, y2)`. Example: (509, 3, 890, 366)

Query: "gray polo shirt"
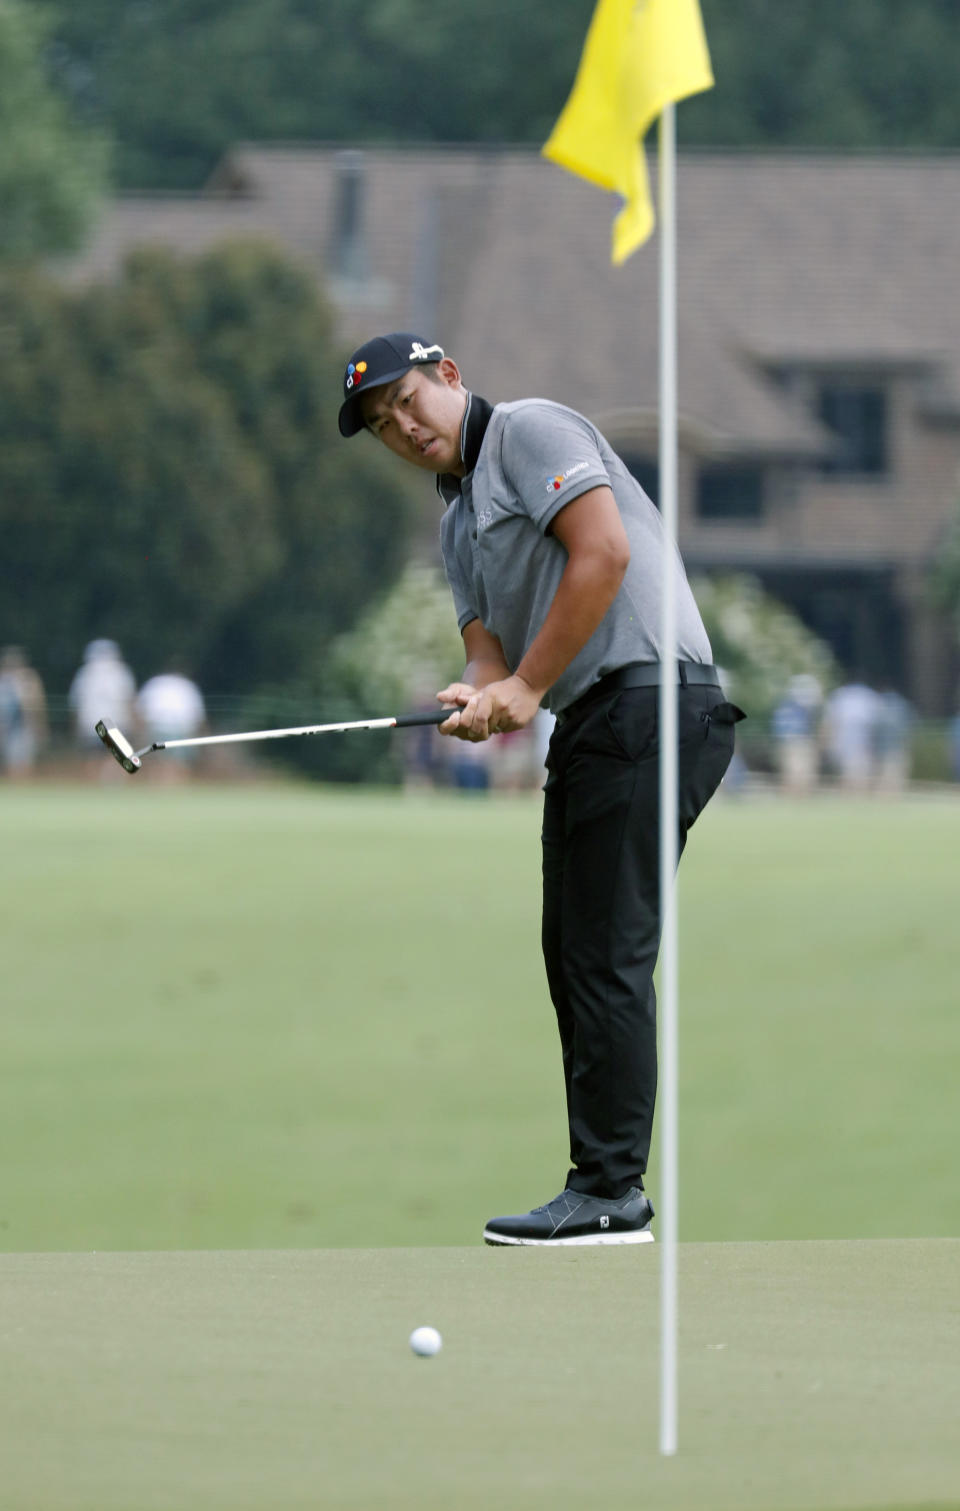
(439, 397, 712, 714)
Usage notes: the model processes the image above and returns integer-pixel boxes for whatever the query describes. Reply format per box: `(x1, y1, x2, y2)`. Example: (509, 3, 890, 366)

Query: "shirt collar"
(436, 391, 494, 507)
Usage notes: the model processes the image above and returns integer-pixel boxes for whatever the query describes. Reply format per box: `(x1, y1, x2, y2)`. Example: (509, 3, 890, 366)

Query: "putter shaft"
(96, 707, 457, 773)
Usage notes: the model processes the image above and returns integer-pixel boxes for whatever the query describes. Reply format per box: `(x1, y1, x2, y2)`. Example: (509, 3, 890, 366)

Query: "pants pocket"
(602, 691, 659, 762)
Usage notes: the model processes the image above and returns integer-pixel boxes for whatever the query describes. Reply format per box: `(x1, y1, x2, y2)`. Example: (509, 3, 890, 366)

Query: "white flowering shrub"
(329, 564, 840, 740)
(329, 561, 464, 708)
(690, 573, 839, 725)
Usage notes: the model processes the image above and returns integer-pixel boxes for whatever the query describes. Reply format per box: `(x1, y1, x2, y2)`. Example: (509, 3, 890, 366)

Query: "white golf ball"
(409, 1325, 442, 1357)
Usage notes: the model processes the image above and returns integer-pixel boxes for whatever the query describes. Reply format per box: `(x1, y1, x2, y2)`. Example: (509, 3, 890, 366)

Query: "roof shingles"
(61, 145, 960, 454)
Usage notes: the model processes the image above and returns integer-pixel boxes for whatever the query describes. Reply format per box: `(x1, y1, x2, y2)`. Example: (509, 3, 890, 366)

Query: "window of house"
(619, 455, 659, 508)
(817, 384, 887, 475)
(329, 149, 369, 284)
(695, 465, 765, 521)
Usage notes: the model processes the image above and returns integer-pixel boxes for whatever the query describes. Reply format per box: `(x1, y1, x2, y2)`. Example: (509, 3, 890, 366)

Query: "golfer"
(339, 333, 742, 1245)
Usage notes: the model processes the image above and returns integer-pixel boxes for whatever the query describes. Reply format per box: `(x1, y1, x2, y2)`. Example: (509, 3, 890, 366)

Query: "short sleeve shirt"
(439, 398, 712, 714)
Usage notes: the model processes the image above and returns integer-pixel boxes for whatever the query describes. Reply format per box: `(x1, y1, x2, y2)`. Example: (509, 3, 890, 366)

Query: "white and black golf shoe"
(483, 1187, 655, 1246)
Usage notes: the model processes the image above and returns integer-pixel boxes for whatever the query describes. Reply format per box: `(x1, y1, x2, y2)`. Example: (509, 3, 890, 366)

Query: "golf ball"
(409, 1325, 442, 1357)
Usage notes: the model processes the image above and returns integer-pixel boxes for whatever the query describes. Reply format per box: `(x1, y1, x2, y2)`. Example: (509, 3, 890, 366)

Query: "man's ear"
(437, 357, 463, 389)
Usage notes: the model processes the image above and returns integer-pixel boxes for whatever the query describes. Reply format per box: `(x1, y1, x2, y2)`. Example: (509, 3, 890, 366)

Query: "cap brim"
(338, 363, 415, 438)
(338, 393, 368, 438)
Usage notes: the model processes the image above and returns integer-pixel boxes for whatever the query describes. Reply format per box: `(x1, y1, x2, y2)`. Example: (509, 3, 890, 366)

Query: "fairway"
(1, 783, 959, 1250)
(1, 1239, 957, 1511)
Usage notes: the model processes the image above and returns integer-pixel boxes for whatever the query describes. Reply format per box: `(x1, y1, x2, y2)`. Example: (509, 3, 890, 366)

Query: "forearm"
(463, 651, 511, 689)
(457, 619, 512, 690)
(446, 487, 628, 739)
(515, 552, 626, 699)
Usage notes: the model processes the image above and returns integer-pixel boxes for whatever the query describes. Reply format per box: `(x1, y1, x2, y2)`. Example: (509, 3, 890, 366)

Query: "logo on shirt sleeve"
(546, 461, 590, 493)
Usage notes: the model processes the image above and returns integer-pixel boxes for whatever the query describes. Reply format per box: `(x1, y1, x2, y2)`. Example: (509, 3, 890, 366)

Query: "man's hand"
(436, 674, 542, 741)
(436, 681, 475, 736)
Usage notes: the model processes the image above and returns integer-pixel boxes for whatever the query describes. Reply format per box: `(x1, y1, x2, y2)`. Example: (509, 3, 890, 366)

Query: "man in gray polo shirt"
(339, 332, 741, 1246)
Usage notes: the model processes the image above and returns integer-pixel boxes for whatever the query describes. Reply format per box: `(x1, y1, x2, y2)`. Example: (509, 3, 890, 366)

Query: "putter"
(94, 707, 459, 775)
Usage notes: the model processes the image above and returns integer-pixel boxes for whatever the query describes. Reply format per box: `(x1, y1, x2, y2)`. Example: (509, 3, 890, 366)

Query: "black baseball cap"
(338, 333, 445, 437)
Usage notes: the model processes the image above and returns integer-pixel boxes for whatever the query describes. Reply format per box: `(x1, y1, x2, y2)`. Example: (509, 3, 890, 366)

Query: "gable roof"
(62, 145, 960, 456)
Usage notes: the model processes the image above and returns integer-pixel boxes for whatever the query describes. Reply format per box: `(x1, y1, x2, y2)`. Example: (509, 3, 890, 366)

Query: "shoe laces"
(533, 1191, 579, 1217)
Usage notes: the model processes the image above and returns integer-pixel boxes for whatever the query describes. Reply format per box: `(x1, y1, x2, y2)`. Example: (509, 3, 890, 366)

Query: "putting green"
(1, 1239, 957, 1510)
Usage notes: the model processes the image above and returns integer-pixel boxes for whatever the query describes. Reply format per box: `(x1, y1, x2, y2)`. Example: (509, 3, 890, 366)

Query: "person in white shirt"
(136, 671, 207, 780)
(69, 640, 137, 776)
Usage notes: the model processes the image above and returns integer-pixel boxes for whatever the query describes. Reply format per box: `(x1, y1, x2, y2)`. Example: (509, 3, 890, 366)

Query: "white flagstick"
(658, 102, 679, 1459)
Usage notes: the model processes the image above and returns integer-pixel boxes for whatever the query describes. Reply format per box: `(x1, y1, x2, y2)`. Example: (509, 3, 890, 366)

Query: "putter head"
(95, 719, 141, 774)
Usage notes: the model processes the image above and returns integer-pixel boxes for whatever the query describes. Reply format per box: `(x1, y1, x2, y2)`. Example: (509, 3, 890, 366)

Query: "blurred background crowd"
(4, 629, 960, 794)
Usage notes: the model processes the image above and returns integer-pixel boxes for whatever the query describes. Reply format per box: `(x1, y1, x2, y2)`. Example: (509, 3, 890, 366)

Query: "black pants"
(541, 684, 737, 1197)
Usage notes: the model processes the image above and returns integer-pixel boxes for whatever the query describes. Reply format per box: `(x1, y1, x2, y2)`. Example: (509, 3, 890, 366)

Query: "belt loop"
(678, 661, 688, 688)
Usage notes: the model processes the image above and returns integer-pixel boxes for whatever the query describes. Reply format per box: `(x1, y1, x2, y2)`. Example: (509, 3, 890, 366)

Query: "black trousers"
(541, 683, 737, 1197)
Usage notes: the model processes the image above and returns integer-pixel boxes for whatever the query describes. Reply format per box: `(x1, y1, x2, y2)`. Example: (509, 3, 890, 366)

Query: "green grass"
(1, 1240, 957, 1511)
(1, 783, 959, 1250)
(2, 783, 958, 1510)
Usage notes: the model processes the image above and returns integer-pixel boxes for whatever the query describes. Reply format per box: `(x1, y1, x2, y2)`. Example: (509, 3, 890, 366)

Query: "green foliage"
(691, 573, 839, 724)
(329, 562, 463, 710)
(910, 720, 954, 783)
(34, 0, 960, 190)
(269, 564, 842, 781)
(240, 562, 463, 784)
(683, 0, 960, 149)
(929, 489, 960, 643)
(0, 243, 415, 703)
(35, 0, 597, 187)
(0, 0, 108, 258)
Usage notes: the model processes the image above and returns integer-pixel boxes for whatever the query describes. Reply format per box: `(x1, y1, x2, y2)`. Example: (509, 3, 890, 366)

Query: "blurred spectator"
(823, 679, 883, 792)
(770, 674, 823, 795)
(69, 640, 137, 776)
(136, 670, 207, 782)
(402, 717, 442, 790)
(532, 707, 556, 785)
(448, 733, 492, 793)
(873, 686, 915, 794)
(0, 647, 49, 778)
(949, 704, 960, 784)
(402, 686, 449, 791)
(492, 724, 543, 792)
(715, 665, 748, 794)
(493, 726, 529, 790)
(136, 672, 205, 742)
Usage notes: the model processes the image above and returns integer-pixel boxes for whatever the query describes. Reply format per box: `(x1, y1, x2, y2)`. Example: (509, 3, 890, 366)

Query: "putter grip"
(393, 707, 460, 728)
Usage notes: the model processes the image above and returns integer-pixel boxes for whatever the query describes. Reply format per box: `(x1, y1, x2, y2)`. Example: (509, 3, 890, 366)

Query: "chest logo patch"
(546, 461, 590, 493)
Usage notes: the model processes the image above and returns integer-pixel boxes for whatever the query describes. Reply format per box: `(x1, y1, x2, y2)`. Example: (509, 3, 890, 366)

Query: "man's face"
(360, 360, 468, 476)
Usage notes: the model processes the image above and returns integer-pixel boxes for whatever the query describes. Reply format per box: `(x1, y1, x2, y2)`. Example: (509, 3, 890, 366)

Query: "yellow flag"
(543, 0, 713, 264)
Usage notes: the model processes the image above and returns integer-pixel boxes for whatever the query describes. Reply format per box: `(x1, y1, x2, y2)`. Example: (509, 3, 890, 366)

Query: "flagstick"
(658, 101, 679, 1460)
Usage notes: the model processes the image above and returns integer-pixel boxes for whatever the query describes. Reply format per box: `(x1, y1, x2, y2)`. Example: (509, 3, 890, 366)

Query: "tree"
(0, 0, 108, 258)
(228, 561, 466, 785)
(35, 0, 960, 191)
(681, 0, 960, 149)
(328, 561, 464, 712)
(0, 243, 416, 707)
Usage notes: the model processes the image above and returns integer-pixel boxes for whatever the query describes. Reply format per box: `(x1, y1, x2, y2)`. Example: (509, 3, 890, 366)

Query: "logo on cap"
(345, 360, 368, 392)
(409, 341, 444, 363)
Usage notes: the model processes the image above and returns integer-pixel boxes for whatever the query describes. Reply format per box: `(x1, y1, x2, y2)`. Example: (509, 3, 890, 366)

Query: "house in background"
(63, 145, 960, 713)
